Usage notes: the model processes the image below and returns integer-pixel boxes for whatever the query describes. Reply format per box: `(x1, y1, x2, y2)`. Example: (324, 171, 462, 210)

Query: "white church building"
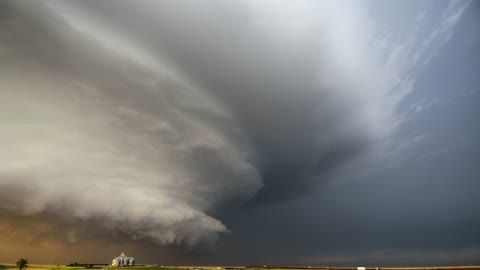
(112, 252, 135, 267)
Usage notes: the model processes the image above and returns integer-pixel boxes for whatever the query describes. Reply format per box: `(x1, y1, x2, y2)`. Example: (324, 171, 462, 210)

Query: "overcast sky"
(0, 0, 479, 266)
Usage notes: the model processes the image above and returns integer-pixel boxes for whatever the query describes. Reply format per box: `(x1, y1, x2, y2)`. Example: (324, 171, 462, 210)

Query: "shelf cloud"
(0, 0, 407, 246)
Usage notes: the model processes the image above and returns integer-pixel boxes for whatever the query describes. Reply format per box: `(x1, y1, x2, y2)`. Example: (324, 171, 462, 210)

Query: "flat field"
(2, 265, 480, 270)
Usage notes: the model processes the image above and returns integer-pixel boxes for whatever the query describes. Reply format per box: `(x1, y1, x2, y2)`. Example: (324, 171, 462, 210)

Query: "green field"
(0, 267, 189, 270)
(0, 266, 191, 270)
(2, 265, 480, 270)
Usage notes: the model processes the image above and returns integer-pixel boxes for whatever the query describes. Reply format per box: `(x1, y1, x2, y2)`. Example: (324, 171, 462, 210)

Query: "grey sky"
(0, 0, 478, 266)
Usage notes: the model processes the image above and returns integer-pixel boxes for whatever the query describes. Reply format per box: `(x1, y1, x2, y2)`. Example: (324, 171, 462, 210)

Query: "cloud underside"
(0, 0, 398, 245)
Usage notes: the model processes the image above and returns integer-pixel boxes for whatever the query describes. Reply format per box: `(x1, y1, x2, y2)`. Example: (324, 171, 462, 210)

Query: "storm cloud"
(0, 0, 439, 248)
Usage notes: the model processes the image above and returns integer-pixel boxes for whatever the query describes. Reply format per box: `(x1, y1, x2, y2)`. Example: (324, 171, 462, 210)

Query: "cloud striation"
(0, 0, 407, 245)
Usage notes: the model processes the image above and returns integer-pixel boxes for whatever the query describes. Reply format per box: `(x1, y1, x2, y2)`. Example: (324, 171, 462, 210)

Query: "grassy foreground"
(0, 266, 188, 270)
(1, 265, 480, 270)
